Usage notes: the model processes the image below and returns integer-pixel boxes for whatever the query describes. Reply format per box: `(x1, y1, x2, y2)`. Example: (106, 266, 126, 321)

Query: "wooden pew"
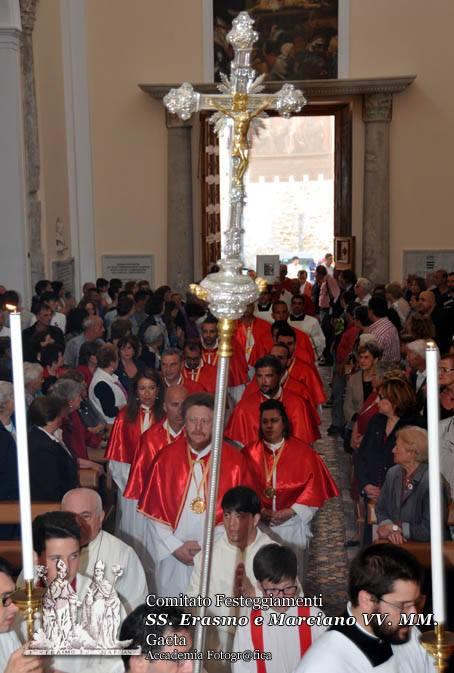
(78, 468, 100, 490)
(0, 501, 61, 569)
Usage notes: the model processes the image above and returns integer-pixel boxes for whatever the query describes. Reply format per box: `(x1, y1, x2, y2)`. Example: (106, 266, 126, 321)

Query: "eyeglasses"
(261, 584, 297, 597)
(1, 592, 13, 607)
(186, 417, 211, 427)
(375, 595, 425, 612)
(439, 367, 454, 374)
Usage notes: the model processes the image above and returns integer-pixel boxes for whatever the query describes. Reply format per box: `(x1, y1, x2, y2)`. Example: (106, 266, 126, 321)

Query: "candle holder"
(12, 579, 46, 640)
(420, 624, 454, 672)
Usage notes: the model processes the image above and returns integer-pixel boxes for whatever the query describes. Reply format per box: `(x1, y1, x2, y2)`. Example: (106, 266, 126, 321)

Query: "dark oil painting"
(213, 0, 338, 82)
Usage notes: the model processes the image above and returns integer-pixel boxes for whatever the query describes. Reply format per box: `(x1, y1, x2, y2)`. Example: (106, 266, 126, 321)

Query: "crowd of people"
(0, 262, 453, 673)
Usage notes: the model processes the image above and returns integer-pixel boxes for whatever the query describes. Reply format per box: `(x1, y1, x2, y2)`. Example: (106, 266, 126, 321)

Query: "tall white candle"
(425, 342, 446, 625)
(8, 309, 34, 581)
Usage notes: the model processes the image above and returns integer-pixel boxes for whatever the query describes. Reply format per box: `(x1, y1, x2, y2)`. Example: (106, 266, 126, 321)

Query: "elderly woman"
(140, 325, 164, 370)
(0, 382, 19, 539)
(376, 426, 448, 544)
(23, 362, 44, 407)
(89, 344, 127, 426)
(344, 341, 382, 435)
(51, 378, 104, 475)
(28, 395, 79, 501)
(0, 382, 18, 501)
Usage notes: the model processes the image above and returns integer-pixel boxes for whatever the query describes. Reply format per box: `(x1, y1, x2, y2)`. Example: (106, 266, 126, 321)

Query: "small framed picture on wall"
(334, 236, 355, 270)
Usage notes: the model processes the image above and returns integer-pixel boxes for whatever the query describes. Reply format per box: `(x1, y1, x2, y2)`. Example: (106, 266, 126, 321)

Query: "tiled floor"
(304, 365, 358, 616)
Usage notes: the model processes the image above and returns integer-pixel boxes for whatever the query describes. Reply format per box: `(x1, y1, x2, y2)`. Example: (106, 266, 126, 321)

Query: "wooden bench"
(0, 501, 61, 569)
(401, 541, 454, 569)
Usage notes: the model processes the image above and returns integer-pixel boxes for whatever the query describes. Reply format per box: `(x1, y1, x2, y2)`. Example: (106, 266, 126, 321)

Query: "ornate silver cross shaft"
(164, 11, 306, 303)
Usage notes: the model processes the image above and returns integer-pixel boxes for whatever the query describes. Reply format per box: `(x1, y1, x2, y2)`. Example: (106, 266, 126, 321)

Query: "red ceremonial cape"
(292, 329, 316, 364)
(105, 407, 146, 465)
(137, 434, 246, 528)
(287, 357, 326, 406)
(225, 388, 320, 447)
(202, 344, 249, 387)
(182, 362, 217, 394)
(233, 317, 274, 367)
(244, 438, 339, 510)
(124, 417, 179, 500)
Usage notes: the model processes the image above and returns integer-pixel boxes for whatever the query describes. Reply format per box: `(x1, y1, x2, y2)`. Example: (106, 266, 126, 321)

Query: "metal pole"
(193, 319, 234, 670)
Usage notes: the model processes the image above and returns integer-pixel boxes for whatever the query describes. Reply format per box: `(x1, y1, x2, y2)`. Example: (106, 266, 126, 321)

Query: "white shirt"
(187, 529, 274, 630)
(0, 629, 21, 673)
(289, 314, 325, 358)
(233, 600, 326, 673)
(294, 604, 435, 673)
(79, 529, 148, 613)
(149, 444, 223, 596)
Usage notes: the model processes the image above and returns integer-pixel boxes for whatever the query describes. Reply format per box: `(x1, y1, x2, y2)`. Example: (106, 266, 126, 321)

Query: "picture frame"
(257, 254, 281, 282)
(334, 236, 355, 270)
(213, 0, 338, 83)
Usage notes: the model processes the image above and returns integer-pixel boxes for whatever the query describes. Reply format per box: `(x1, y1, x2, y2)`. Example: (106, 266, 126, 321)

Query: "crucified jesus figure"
(213, 92, 272, 186)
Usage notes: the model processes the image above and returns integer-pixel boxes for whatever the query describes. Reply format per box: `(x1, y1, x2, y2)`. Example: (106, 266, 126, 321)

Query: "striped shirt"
(368, 317, 400, 362)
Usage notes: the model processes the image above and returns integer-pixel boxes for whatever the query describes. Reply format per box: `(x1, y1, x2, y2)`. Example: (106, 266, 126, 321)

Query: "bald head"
(61, 488, 104, 542)
(418, 291, 436, 315)
(164, 385, 188, 432)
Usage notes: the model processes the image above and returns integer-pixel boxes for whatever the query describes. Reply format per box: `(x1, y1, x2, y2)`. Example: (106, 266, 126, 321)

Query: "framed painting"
(213, 0, 338, 82)
(334, 236, 355, 271)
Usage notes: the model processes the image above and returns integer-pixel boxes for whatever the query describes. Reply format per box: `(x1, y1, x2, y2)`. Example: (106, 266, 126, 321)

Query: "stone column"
(362, 93, 393, 285)
(0, 1, 30, 302)
(19, 0, 44, 289)
(167, 111, 194, 292)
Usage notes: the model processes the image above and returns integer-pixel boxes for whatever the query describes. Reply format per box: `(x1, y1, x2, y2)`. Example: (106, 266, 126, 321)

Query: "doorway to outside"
(219, 114, 335, 280)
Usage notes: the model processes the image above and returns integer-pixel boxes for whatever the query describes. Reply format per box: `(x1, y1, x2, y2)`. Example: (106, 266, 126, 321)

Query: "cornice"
(139, 76, 416, 102)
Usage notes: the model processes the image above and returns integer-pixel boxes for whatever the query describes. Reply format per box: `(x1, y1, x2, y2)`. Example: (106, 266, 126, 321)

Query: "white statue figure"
(44, 559, 79, 648)
(55, 217, 68, 256)
(82, 561, 123, 649)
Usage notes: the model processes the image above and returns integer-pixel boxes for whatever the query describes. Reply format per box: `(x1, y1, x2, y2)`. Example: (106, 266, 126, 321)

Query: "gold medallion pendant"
(264, 487, 276, 499)
(191, 497, 206, 514)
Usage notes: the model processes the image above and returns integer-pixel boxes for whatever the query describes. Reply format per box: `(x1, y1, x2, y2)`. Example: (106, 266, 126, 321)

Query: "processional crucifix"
(163, 12, 306, 667)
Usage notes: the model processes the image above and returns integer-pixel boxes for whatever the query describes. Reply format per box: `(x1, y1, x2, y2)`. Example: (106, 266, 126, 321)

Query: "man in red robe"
(182, 340, 217, 394)
(201, 315, 249, 390)
(242, 345, 320, 419)
(161, 348, 205, 394)
(271, 311, 315, 365)
(274, 323, 326, 404)
(138, 392, 246, 596)
(233, 303, 274, 375)
(225, 355, 320, 447)
(270, 343, 326, 407)
(124, 384, 188, 502)
(244, 399, 338, 582)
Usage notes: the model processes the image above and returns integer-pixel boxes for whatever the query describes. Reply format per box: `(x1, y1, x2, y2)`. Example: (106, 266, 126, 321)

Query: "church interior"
(0, 1, 454, 672)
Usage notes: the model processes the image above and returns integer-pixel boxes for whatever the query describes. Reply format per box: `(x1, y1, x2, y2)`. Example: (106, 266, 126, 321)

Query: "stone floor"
(304, 365, 358, 616)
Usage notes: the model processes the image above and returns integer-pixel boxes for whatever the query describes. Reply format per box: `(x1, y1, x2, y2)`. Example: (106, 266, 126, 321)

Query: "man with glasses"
(232, 545, 326, 673)
(0, 557, 43, 673)
(295, 543, 434, 672)
(138, 393, 246, 597)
